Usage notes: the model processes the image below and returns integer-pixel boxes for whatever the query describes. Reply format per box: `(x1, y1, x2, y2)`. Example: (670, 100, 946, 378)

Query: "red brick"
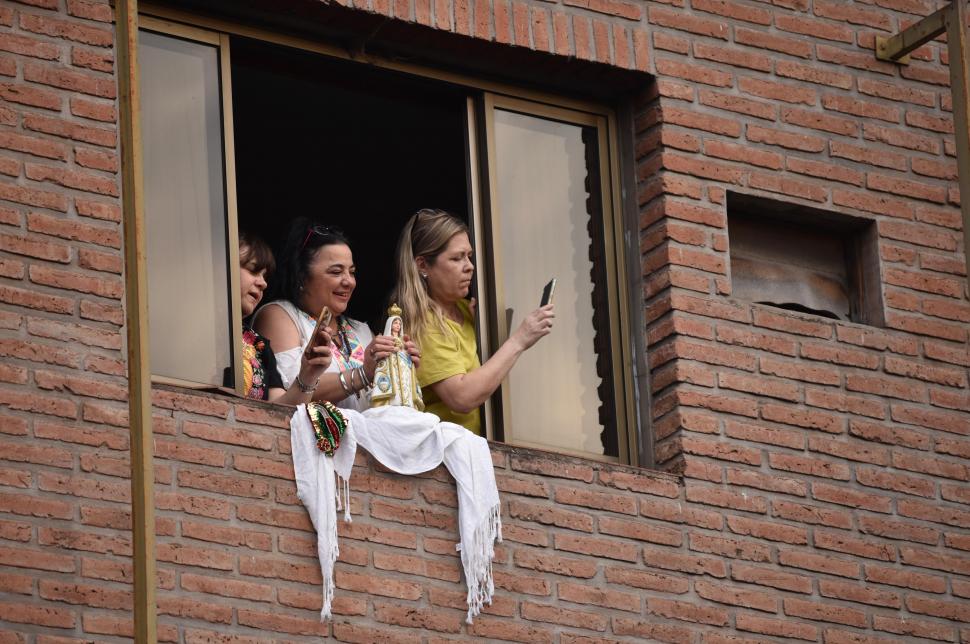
(778, 549, 860, 578)
(521, 600, 609, 630)
(814, 528, 896, 561)
(655, 57, 732, 87)
(891, 403, 969, 435)
(38, 580, 131, 610)
(858, 515, 939, 545)
(0, 544, 75, 572)
(554, 532, 639, 561)
(872, 615, 958, 642)
(865, 563, 946, 593)
(783, 596, 867, 628)
(829, 140, 907, 171)
(374, 550, 460, 582)
(820, 579, 901, 609)
(598, 515, 682, 546)
(643, 546, 726, 577)
(605, 565, 689, 593)
(736, 612, 816, 641)
(468, 615, 555, 642)
(856, 468, 936, 498)
(158, 597, 233, 625)
(772, 499, 852, 529)
(510, 453, 593, 482)
(893, 450, 969, 482)
(337, 520, 417, 549)
(27, 316, 120, 349)
(554, 485, 637, 514)
(612, 617, 693, 643)
(786, 157, 864, 186)
(689, 532, 771, 562)
(907, 595, 970, 623)
(725, 467, 806, 497)
(513, 549, 597, 578)
(564, 0, 640, 20)
(179, 572, 273, 602)
(648, 597, 728, 626)
(0, 603, 76, 629)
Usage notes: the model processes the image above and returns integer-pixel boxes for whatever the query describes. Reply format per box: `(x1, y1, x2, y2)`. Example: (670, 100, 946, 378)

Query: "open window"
(137, 14, 637, 464)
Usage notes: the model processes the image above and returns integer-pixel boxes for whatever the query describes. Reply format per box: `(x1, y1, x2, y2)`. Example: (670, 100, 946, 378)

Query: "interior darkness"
(230, 36, 469, 329)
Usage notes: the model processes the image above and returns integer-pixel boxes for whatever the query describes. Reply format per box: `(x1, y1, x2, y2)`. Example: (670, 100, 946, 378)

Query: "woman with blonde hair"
(391, 208, 554, 434)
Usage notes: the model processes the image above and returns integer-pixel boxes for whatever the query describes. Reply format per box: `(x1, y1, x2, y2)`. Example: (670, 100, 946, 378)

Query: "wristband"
(338, 371, 353, 397)
(295, 373, 318, 394)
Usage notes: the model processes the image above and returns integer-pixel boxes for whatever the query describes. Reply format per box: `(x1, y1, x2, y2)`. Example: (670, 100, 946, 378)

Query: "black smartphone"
(540, 278, 556, 307)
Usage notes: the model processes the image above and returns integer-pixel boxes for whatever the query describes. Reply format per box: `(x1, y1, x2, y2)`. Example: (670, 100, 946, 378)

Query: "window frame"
(478, 94, 636, 464)
(139, 16, 245, 396)
(136, 5, 640, 465)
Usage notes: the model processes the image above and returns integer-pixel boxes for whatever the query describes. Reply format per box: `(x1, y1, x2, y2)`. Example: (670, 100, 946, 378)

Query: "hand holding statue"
(370, 304, 424, 411)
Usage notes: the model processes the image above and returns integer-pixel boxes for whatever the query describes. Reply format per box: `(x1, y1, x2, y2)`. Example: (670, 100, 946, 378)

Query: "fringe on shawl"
(320, 474, 352, 621)
(462, 503, 503, 624)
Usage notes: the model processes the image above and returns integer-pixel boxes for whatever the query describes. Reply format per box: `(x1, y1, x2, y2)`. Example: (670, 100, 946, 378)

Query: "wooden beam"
(876, 4, 948, 63)
(946, 1, 970, 283)
(114, 1, 157, 642)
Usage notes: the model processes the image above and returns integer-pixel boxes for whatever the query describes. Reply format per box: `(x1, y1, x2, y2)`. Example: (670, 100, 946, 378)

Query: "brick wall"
(1, 0, 968, 641)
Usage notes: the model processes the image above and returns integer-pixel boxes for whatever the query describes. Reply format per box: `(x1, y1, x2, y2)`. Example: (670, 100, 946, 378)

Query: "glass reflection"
(493, 109, 613, 457)
(140, 31, 231, 386)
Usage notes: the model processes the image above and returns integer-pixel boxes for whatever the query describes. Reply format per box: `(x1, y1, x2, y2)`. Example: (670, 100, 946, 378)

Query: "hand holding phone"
(308, 306, 333, 351)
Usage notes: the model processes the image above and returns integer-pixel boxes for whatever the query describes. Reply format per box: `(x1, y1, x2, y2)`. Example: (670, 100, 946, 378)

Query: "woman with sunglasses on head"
(232, 230, 332, 404)
(254, 218, 419, 411)
(391, 209, 554, 435)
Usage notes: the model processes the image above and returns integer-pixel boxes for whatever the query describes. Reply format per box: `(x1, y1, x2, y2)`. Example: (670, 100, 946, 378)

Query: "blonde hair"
(391, 208, 469, 343)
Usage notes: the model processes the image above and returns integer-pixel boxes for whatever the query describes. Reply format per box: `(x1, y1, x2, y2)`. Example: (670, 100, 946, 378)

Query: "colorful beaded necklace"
(301, 310, 365, 372)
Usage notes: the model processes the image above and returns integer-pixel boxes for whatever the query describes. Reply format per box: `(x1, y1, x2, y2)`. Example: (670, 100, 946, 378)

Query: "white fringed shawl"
(290, 405, 502, 623)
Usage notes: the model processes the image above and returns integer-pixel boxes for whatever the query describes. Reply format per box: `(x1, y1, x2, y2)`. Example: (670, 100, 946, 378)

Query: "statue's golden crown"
(388, 303, 403, 318)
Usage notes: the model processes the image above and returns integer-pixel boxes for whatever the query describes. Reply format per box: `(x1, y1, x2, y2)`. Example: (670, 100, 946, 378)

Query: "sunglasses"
(299, 225, 343, 252)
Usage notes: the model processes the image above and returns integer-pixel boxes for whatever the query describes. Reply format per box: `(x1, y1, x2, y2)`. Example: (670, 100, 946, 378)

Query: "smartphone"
(310, 306, 332, 347)
(540, 278, 556, 307)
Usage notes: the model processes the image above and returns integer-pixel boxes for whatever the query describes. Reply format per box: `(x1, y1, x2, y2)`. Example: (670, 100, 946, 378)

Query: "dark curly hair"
(268, 217, 351, 306)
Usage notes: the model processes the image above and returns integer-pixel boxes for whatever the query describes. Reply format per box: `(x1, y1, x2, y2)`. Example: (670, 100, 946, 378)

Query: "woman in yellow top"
(391, 209, 554, 434)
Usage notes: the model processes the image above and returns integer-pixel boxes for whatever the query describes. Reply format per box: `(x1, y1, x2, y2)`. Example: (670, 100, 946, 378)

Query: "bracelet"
(351, 368, 362, 400)
(295, 373, 318, 394)
(338, 371, 353, 397)
(356, 366, 371, 389)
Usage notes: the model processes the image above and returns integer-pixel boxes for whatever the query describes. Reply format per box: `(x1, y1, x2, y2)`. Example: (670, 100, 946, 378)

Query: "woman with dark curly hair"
(254, 218, 420, 410)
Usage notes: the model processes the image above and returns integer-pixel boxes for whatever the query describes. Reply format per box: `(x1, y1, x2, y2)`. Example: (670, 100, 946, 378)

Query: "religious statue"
(370, 303, 424, 410)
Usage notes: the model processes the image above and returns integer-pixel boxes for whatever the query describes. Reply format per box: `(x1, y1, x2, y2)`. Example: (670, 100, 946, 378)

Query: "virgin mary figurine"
(370, 303, 424, 411)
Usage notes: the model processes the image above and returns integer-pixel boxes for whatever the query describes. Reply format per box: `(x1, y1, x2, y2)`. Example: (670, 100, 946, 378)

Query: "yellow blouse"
(416, 299, 482, 435)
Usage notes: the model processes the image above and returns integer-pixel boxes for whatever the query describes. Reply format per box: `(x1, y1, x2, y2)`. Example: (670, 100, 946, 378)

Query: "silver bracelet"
(295, 373, 317, 394)
(338, 371, 353, 397)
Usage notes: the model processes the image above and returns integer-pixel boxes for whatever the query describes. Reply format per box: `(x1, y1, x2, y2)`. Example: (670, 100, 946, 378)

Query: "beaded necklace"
(301, 310, 364, 372)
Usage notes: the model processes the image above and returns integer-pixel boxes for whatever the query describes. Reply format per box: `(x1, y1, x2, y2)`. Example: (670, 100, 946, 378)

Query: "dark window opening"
(727, 193, 883, 327)
(230, 36, 470, 329)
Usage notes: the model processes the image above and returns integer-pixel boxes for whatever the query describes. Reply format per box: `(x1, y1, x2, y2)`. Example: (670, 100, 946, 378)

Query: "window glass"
(492, 108, 616, 458)
(140, 31, 232, 386)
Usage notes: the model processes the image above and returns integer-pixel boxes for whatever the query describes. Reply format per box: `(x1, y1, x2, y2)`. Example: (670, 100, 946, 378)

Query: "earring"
(421, 273, 428, 279)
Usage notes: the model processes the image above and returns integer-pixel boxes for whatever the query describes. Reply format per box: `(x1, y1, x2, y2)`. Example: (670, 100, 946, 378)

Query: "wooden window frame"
(134, 5, 639, 465)
(477, 94, 635, 464)
(139, 16, 245, 395)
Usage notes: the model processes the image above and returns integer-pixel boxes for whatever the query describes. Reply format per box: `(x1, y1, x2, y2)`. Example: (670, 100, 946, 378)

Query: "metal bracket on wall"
(876, 2, 970, 286)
